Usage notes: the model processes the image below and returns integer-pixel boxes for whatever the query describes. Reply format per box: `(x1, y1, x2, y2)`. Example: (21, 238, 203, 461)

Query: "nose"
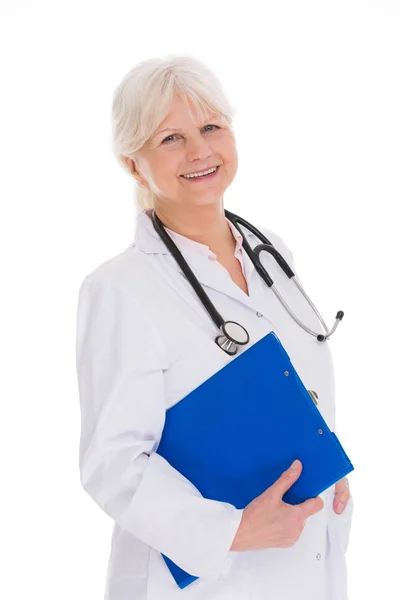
(186, 135, 214, 162)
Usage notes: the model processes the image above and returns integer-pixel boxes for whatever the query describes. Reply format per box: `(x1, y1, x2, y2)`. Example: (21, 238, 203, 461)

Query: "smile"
(181, 166, 220, 181)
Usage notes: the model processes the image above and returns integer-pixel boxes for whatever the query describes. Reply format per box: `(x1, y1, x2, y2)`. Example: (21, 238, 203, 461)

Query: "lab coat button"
(256, 312, 263, 317)
(316, 553, 321, 560)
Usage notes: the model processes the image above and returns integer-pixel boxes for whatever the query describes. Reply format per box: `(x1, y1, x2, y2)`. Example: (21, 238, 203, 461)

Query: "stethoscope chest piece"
(215, 320, 250, 356)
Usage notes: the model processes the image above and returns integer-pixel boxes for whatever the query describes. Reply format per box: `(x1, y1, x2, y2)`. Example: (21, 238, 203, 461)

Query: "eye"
(203, 124, 219, 132)
(161, 124, 220, 145)
(161, 134, 178, 144)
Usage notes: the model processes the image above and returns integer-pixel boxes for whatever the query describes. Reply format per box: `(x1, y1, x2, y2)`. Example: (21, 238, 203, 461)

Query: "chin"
(189, 196, 224, 208)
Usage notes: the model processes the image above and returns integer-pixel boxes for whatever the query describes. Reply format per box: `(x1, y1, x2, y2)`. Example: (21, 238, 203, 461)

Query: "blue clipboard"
(156, 331, 354, 589)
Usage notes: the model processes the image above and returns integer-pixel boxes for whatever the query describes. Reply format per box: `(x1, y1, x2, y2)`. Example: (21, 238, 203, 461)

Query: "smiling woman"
(131, 91, 237, 211)
(76, 53, 354, 600)
(111, 55, 238, 214)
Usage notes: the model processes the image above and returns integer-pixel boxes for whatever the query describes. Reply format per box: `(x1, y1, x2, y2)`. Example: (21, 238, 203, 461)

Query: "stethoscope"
(151, 209, 344, 356)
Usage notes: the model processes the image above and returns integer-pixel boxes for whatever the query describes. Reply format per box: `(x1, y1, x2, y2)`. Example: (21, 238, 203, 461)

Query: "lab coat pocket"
(327, 494, 354, 555)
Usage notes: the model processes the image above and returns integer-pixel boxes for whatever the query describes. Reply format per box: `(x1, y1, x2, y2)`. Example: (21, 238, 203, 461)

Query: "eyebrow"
(155, 112, 219, 137)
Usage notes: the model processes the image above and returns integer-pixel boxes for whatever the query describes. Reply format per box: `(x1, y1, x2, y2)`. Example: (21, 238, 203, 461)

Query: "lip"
(180, 165, 221, 183)
(181, 165, 221, 177)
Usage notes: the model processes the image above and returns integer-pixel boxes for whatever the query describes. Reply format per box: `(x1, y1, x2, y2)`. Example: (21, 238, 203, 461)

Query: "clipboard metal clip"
(308, 390, 319, 406)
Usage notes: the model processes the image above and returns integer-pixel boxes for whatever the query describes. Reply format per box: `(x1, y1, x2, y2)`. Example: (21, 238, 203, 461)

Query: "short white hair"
(111, 54, 236, 211)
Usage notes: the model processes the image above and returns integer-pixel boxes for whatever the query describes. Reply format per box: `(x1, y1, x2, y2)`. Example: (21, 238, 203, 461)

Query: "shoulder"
(75, 244, 157, 335)
(75, 245, 167, 361)
(78, 244, 147, 297)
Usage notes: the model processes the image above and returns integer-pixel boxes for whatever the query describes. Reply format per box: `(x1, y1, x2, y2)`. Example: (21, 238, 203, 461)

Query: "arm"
(75, 275, 243, 580)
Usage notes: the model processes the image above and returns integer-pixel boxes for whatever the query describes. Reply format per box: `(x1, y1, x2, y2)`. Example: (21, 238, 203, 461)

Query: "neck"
(152, 201, 236, 257)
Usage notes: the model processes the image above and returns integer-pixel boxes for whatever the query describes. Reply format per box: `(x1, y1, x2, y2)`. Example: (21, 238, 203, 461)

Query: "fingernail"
(290, 460, 299, 470)
(337, 502, 345, 513)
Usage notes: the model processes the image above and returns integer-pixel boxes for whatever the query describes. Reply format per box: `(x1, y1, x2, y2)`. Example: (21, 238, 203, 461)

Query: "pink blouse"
(163, 217, 245, 274)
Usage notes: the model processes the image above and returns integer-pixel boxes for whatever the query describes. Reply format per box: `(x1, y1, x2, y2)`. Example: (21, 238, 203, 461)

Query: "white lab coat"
(75, 207, 354, 600)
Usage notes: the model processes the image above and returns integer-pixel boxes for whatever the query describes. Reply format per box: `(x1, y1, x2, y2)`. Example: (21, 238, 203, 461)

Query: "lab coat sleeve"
(75, 274, 244, 581)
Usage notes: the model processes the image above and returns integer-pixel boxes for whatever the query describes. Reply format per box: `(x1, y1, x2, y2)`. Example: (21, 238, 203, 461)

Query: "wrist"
(230, 510, 247, 552)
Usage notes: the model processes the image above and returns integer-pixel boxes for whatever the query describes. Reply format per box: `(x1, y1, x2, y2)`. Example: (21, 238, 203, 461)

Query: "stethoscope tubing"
(225, 210, 344, 340)
(151, 210, 226, 331)
(151, 209, 343, 353)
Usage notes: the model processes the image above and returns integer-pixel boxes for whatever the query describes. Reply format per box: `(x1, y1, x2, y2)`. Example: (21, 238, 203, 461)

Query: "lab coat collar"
(133, 208, 246, 256)
(133, 208, 267, 315)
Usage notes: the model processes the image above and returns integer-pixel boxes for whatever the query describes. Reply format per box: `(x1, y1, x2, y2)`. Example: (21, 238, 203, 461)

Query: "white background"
(1, 1, 399, 598)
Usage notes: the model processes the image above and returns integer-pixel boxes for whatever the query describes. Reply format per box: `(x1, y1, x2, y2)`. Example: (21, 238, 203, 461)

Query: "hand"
(333, 477, 351, 514)
(230, 460, 324, 552)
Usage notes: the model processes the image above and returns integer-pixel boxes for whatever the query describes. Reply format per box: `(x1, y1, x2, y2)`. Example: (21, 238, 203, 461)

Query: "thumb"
(273, 459, 303, 499)
(300, 494, 325, 519)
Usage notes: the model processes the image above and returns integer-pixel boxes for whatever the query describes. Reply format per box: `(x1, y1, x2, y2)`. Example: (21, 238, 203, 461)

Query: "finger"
(333, 492, 350, 513)
(334, 486, 350, 500)
(334, 477, 351, 508)
(334, 500, 347, 514)
(273, 459, 303, 498)
(335, 478, 350, 494)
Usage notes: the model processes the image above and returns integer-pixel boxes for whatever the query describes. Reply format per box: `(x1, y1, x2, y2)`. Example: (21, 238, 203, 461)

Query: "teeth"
(183, 166, 217, 178)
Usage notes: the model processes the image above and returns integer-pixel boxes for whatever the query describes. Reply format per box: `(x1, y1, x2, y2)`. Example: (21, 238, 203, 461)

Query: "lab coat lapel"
(174, 250, 262, 312)
(133, 209, 266, 315)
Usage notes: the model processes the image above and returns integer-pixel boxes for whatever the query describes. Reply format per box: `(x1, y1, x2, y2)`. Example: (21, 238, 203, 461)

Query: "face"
(126, 94, 238, 210)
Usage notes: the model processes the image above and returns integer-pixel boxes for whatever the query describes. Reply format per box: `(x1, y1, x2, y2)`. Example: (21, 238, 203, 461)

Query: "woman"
(75, 55, 354, 600)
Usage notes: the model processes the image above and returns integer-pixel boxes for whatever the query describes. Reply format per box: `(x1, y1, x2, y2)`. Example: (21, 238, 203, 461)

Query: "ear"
(122, 156, 148, 189)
